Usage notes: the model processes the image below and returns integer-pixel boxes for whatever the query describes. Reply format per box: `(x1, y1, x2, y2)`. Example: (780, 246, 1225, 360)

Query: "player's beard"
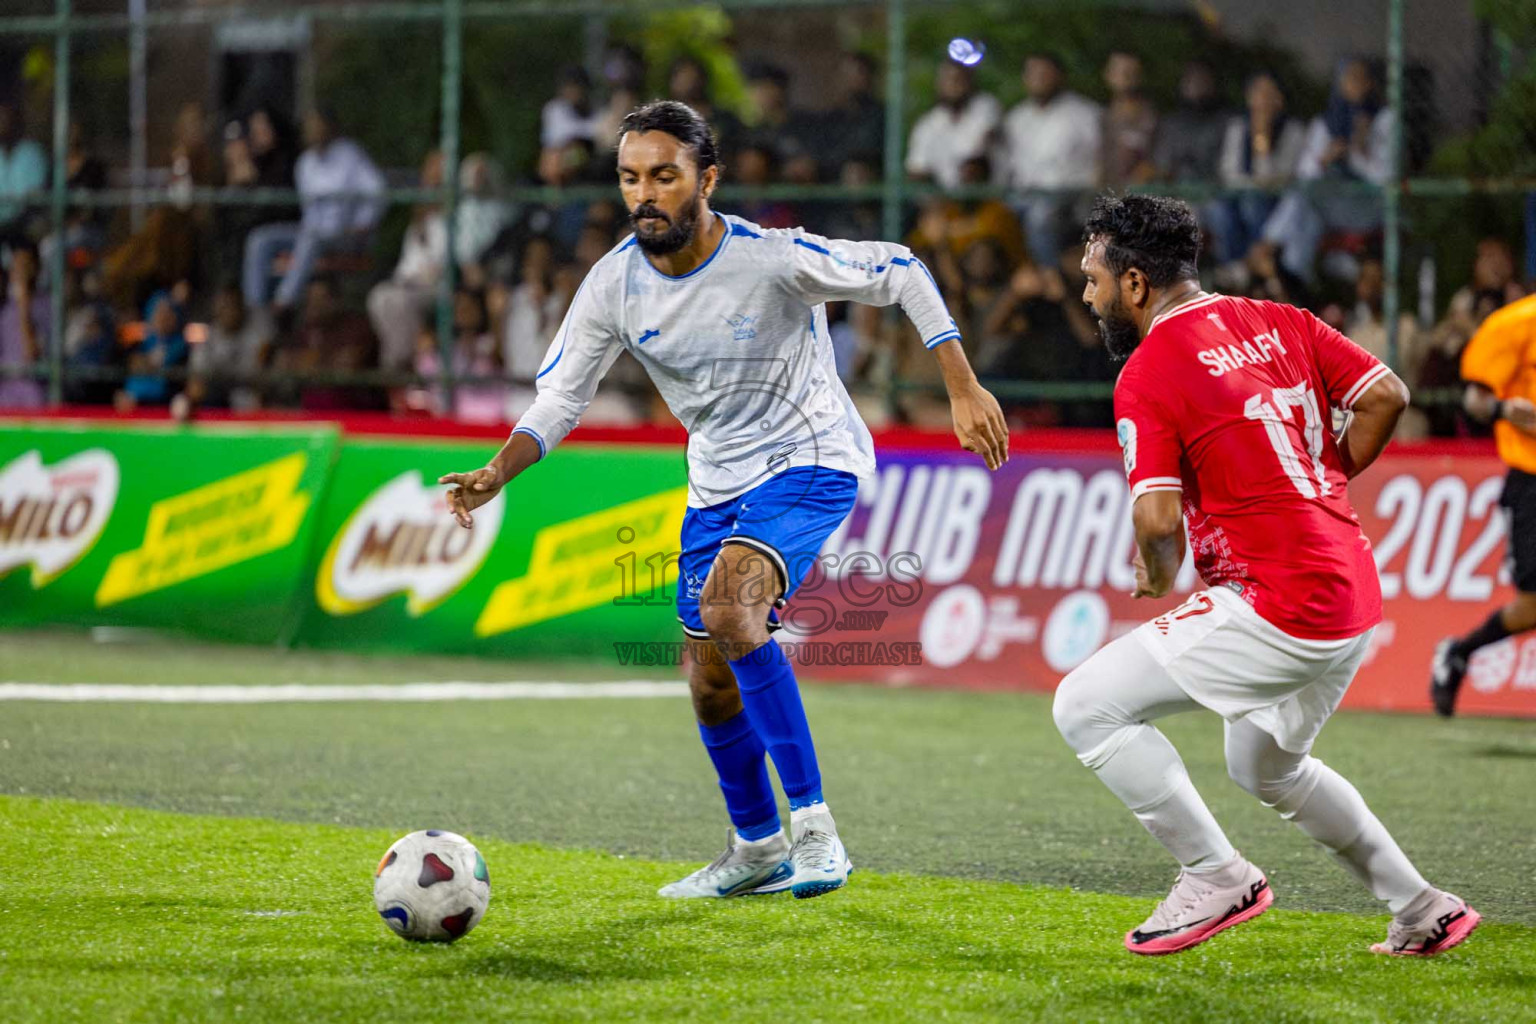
(1091, 297, 1143, 362)
(630, 188, 702, 256)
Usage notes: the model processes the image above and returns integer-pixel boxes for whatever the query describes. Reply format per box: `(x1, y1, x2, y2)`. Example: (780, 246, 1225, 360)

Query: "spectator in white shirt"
(1000, 52, 1101, 265)
(905, 60, 1001, 191)
(1262, 59, 1396, 285)
(541, 67, 596, 153)
(367, 151, 446, 371)
(241, 107, 385, 311)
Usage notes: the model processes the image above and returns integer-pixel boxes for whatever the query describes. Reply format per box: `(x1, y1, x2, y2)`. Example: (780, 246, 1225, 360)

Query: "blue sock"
(730, 638, 824, 810)
(698, 711, 780, 840)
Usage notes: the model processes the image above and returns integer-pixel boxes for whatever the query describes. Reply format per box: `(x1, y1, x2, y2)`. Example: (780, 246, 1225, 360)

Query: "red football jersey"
(1115, 293, 1389, 640)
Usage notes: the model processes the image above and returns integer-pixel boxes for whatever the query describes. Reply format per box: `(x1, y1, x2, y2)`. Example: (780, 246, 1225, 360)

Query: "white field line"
(0, 681, 688, 703)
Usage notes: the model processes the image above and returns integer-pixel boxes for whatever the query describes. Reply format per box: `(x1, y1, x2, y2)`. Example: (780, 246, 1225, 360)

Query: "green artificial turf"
(0, 796, 1530, 1023)
(0, 629, 1533, 1021)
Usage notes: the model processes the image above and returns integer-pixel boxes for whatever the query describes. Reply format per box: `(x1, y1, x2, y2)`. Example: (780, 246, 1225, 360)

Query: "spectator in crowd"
(104, 101, 213, 311)
(975, 248, 1099, 391)
(541, 66, 597, 154)
(819, 155, 882, 242)
(1343, 255, 1416, 364)
(1261, 58, 1397, 286)
(813, 52, 884, 181)
(906, 59, 1001, 191)
(274, 275, 380, 411)
(907, 155, 1026, 269)
(1211, 71, 1307, 273)
(368, 151, 445, 372)
(1416, 238, 1526, 434)
(40, 121, 110, 275)
(731, 143, 800, 230)
(242, 107, 385, 312)
(62, 290, 117, 406)
(1151, 60, 1226, 183)
(456, 152, 515, 288)
(189, 281, 275, 410)
(121, 289, 188, 407)
(1100, 50, 1158, 186)
(0, 244, 48, 408)
(591, 45, 647, 153)
(1001, 52, 1101, 265)
(496, 234, 565, 417)
(0, 99, 46, 244)
(216, 107, 298, 281)
(538, 136, 609, 248)
(667, 56, 741, 155)
(1299, 57, 1393, 184)
(825, 300, 885, 385)
(738, 64, 818, 183)
(413, 285, 506, 424)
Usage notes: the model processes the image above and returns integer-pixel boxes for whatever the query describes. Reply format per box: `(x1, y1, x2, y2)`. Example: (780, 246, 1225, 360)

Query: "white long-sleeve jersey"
(512, 212, 961, 508)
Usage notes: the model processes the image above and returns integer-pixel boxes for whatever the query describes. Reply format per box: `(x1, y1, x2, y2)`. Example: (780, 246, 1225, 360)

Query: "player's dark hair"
(618, 100, 721, 174)
(1082, 193, 1201, 288)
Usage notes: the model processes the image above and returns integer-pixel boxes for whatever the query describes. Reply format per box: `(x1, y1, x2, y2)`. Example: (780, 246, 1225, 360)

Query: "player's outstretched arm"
(1337, 370, 1409, 479)
(932, 339, 1009, 470)
(438, 431, 542, 529)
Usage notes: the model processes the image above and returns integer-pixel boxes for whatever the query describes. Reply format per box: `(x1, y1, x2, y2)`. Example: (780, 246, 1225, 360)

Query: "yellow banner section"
(475, 486, 687, 637)
(95, 452, 312, 607)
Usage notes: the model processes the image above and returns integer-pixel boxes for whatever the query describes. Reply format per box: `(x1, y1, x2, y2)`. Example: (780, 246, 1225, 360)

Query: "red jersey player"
(1052, 194, 1479, 957)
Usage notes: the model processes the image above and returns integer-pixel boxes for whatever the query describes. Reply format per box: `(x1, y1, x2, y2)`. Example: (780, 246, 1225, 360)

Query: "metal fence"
(0, 0, 1529, 421)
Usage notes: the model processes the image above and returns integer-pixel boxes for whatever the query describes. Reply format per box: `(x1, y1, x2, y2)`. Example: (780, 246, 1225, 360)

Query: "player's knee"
(1052, 668, 1102, 753)
(698, 598, 753, 649)
(1226, 743, 1315, 808)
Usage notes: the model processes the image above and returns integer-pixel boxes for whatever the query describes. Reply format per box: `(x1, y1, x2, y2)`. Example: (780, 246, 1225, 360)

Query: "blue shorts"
(676, 466, 861, 640)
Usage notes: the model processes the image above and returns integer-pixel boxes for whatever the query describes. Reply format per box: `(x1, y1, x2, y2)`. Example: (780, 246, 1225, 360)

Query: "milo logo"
(316, 469, 503, 616)
(0, 449, 119, 587)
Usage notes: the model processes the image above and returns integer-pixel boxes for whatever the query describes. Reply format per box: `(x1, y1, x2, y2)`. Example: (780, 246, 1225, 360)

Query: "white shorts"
(1132, 586, 1374, 754)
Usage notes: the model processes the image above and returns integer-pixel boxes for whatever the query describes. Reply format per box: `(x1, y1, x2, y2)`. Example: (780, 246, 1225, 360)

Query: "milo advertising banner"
(294, 438, 689, 656)
(0, 423, 336, 643)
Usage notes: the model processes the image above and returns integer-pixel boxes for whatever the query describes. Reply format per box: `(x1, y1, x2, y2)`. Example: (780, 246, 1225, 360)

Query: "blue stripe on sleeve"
(793, 237, 831, 256)
(535, 277, 591, 380)
(511, 426, 547, 460)
(924, 330, 962, 349)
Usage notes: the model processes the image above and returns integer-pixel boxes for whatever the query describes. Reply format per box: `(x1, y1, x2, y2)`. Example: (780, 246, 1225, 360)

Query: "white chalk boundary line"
(0, 681, 689, 703)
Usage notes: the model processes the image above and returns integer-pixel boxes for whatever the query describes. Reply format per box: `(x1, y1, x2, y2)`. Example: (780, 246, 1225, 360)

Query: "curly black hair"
(617, 100, 721, 174)
(1082, 193, 1201, 288)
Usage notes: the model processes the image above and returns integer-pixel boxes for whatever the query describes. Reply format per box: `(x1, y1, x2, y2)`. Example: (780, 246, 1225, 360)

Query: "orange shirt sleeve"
(1460, 302, 1530, 396)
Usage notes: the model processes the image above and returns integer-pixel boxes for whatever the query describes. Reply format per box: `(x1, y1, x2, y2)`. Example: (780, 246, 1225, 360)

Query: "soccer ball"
(373, 830, 491, 942)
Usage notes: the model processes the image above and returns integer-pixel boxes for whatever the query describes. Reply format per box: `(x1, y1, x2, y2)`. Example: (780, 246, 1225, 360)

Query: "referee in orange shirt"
(1432, 292, 1536, 716)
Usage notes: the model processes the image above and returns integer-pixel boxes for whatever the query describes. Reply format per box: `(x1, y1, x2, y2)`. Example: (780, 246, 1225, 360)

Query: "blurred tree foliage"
(1428, 0, 1536, 178)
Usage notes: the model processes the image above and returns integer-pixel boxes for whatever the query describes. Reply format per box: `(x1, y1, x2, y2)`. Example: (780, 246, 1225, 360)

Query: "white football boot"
(788, 805, 852, 899)
(657, 829, 793, 898)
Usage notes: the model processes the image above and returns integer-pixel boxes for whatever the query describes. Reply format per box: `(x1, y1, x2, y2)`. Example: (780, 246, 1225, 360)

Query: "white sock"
(736, 828, 786, 847)
(1277, 762, 1430, 914)
(789, 801, 832, 832)
(1081, 722, 1237, 871)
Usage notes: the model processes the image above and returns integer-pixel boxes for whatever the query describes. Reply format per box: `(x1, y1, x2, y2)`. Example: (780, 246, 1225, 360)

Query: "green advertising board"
(293, 437, 689, 657)
(0, 422, 337, 645)
(0, 422, 694, 659)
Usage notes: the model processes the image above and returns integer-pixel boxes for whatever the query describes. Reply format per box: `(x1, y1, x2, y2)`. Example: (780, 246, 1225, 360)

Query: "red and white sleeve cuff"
(1130, 477, 1183, 500)
(1340, 363, 1392, 409)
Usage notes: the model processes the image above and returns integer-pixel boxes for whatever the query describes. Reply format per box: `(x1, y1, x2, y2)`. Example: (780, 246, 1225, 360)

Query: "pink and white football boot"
(1125, 856, 1273, 955)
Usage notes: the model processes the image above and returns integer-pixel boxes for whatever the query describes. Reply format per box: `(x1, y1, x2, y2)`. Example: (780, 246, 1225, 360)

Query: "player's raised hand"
(950, 381, 1010, 471)
(438, 465, 506, 529)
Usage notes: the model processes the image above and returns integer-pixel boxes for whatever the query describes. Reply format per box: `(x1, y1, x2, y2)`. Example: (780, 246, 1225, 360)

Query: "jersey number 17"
(1244, 383, 1332, 499)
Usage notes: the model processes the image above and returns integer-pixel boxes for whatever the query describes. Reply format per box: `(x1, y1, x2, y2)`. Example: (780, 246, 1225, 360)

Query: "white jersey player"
(439, 101, 1008, 900)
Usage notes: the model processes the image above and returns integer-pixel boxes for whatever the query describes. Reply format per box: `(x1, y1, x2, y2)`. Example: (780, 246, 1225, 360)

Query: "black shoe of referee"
(1430, 639, 1468, 718)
